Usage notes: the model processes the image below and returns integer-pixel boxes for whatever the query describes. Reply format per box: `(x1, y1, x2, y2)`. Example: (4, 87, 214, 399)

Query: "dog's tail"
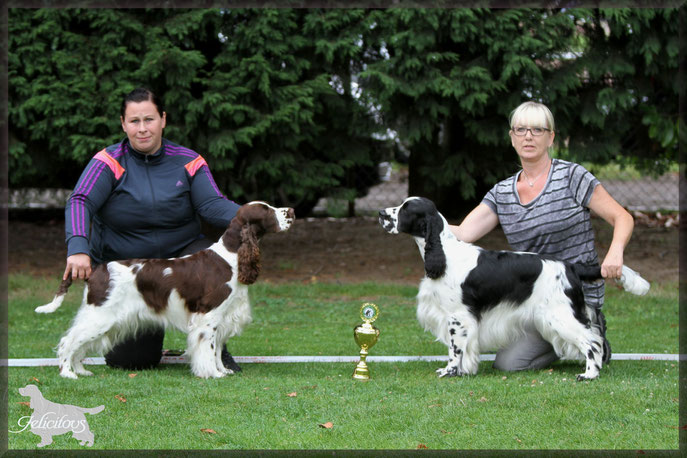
(79, 405, 105, 415)
(617, 265, 651, 295)
(35, 273, 73, 314)
(572, 264, 650, 296)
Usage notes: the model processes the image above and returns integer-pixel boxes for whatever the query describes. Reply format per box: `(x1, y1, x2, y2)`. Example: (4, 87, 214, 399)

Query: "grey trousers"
(492, 309, 610, 371)
(492, 331, 559, 372)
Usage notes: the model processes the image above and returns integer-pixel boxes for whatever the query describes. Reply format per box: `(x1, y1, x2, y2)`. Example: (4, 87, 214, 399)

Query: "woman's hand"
(64, 253, 92, 280)
(600, 249, 624, 280)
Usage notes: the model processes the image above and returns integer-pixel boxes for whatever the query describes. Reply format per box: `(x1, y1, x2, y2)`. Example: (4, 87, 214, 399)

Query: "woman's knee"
(493, 332, 558, 371)
(105, 327, 165, 370)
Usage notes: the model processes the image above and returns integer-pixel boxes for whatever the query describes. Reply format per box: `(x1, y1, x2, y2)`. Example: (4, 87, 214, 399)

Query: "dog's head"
(224, 202, 295, 284)
(234, 201, 295, 236)
(18, 384, 40, 398)
(379, 197, 440, 236)
(379, 197, 447, 279)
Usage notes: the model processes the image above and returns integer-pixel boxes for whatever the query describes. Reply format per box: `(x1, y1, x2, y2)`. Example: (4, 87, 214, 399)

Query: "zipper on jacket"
(143, 154, 161, 258)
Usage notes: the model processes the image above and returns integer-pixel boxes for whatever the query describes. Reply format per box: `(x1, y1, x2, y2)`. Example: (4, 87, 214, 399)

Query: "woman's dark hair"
(120, 87, 164, 118)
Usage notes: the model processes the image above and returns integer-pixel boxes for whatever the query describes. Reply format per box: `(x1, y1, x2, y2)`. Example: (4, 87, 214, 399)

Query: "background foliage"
(8, 7, 682, 216)
(359, 8, 681, 213)
(8, 8, 387, 214)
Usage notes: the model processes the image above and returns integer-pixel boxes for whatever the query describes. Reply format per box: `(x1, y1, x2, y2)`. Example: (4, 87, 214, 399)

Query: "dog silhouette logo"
(14, 384, 104, 447)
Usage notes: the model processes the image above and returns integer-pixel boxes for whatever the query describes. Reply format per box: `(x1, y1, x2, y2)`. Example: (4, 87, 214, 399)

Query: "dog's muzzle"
(277, 208, 296, 231)
(378, 209, 398, 234)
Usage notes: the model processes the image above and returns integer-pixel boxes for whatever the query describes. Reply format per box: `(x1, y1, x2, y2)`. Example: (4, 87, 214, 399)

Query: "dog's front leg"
(437, 316, 471, 378)
(576, 334, 604, 381)
(213, 333, 227, 375)
(187, 318, 228, 379)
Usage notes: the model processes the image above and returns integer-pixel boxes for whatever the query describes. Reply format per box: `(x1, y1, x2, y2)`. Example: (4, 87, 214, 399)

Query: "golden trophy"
(353, 303, 380, 381)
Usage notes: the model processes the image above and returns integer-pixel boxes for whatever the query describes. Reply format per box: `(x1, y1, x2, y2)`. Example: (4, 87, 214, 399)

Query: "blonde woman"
(450, 101, 634, 371)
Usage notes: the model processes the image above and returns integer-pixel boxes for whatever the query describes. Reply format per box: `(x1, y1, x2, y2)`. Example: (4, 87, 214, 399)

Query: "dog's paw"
(576, 373, 598, 381)
(217, 366, 234, 376)
(59, 370, 78, 380)
(195, 370, 225, 379)
(436, 366, 459, 378)
(75, 368, 93, 376)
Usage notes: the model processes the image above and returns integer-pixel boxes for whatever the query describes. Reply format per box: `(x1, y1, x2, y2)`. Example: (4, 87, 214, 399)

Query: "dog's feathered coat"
(36, 202, 295, 379)
(379, 197, 649, 380)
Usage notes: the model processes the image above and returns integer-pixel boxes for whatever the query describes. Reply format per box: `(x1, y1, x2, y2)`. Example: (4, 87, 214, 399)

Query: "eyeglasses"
(512, 126, 551, 136)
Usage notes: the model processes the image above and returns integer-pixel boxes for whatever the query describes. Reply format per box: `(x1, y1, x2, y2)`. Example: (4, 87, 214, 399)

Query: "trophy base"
(352, 362, 371, 381)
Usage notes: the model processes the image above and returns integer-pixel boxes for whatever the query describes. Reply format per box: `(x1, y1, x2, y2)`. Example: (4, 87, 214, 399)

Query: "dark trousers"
(104, 326, 166, 370)
(105, 237, 213, 370)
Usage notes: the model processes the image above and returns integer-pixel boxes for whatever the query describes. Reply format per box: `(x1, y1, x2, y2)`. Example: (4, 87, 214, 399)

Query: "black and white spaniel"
(379, 197, 650, 381)
(36, 202, 295, 379)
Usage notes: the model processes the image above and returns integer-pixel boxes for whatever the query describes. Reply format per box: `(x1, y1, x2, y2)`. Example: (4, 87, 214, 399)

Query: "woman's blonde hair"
(509, 101, 555, 132)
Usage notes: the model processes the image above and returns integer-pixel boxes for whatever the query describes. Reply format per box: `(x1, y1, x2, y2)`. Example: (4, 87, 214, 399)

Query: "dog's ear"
(238, 224, 260, 285)
(423, 213, 446, 279)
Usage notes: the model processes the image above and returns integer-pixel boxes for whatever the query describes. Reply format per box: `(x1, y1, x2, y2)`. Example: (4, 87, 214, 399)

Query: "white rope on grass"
(2, 353, 680, 367)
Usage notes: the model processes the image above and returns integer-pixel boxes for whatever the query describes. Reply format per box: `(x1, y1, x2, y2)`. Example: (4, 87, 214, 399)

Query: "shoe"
(221, 346, 242, 372)
(602, 336, 612, 365)
(161, 349, 184, 357)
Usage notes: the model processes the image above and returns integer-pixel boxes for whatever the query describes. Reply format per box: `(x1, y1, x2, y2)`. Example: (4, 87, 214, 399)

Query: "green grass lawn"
(6, 275, 680, 450)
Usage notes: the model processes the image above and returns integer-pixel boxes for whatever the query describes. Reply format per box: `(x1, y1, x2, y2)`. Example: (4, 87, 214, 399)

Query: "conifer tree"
(9, 8, 680, 216)
(360, 8, 681, 215)
(9, 8, 386, 214)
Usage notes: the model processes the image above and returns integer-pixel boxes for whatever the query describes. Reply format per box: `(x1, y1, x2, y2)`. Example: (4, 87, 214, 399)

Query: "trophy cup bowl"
(353, 303, 380, 381)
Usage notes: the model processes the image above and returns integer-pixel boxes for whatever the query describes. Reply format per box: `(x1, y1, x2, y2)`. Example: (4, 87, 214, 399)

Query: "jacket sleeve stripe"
(81, 161, 109, 196)
(166, 144, 197, 158)
(74, 159, 102, 196)
(111, 143, 125, 159)
(184, 156, 208, 177)
(78, 158, 106, 196)
(203, 166, 226, 198)
(71, 161, 106, 237)
(185, 155, 226, 198)
(94, 149, 126, 180)
(71, 194, 84, 237)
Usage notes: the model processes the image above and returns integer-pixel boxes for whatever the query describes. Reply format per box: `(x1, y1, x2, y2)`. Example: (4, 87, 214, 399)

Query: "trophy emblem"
(353, 303, 380, 381)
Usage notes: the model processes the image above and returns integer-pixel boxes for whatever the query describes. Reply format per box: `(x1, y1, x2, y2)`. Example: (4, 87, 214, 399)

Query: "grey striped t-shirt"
(482, 158, 604, 308)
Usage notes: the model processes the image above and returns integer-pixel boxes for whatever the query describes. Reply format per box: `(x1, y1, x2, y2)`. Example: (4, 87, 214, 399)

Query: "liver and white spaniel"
(36, 202, 295, 379)
(379, 197, 649, 381)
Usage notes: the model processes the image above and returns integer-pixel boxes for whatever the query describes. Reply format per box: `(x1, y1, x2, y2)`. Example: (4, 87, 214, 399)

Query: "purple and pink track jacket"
(65, 138, 240, 265)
